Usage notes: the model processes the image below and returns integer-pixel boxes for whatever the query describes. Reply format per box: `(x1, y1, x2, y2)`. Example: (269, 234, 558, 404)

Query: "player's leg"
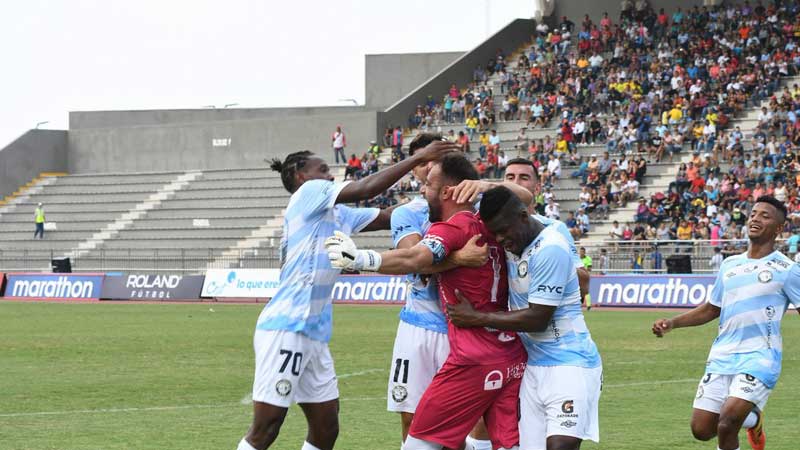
(240, 330, 311, 449)
(407, 361, 494, 450)
(537, 366, 602, 450)
(690, 373, 730, 441)
(465, 420, 492, 450)
(519, 365, 547, 450)
(483, 359, 525, 450)
(718, 374, 770, 450)
(295, 341, 341, 450)
(387, 322, 450, 444)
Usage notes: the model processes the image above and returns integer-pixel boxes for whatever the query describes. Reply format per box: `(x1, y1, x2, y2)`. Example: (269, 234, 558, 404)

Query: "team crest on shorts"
(518, 261, 528, 278)
(758, 270, 773, 283)
(391, 385, 408, 402)
(275, 379, 292, 397)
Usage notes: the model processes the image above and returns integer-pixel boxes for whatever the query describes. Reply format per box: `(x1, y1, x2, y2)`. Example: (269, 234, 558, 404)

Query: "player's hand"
(325, 231, 360, 270)
(447, 289, 484, 328)
(652, 318, 673, 338)
(451, 180, 491, 204)
(413, 140, 460, 163)
(448, 234, 488, 267)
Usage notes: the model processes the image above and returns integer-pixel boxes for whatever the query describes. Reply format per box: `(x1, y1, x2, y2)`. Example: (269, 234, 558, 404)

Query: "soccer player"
(236, 140, 458, 450)
(326, 154, 527, 450)
(501, 158, 590, 304)
(447, 186, 603, 450)
(387, 134, 505, 450)
(652, 196, 800, 450)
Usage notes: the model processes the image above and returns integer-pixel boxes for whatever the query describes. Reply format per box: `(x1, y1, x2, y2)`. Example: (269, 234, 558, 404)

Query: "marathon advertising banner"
(101, 274, 205, 300)
(3, 273, 105, 301)
(590, 275, 715, 308)
(202, 269, 281, 298)
(331, 275, 407, 304)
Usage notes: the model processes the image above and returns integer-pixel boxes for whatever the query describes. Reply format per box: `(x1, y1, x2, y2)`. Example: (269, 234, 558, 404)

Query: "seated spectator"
(344, 153, 362, 180)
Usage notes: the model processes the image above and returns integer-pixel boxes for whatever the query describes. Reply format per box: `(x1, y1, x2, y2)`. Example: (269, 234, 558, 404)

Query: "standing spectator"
(632, 250, 644, 273)
(33, 202, 45, 239)
(649, 245, 664, 273)
(331, 125, 346, 164)
(599, 248, 609, 275)
(709, 247, 724, 272)
(392, 126, 404, 162)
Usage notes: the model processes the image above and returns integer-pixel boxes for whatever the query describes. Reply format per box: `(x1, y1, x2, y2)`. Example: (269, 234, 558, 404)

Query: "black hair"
(479, 185, 525, 223)
(408, 132, 443, 156)
(755, 195, 788, 222)
(505, 157, 539, 181)
(270, 150, 313, 192)
(439, 153, 479, 185)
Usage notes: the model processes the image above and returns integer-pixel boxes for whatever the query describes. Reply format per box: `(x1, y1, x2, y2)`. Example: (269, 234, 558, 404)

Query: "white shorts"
(386, 320, 450, 413)
(693, 372, 772, 413)
(520, 365, 602, 450)
(252, 330, 339, 408)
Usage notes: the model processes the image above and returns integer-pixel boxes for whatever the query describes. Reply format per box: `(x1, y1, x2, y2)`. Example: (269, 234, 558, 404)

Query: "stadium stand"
(2, 2, 800, 274)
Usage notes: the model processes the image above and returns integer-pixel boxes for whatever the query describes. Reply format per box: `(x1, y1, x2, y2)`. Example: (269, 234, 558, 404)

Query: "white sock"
(237, 438, 257, 450)
(466, 436, 492, 450)
(403, 435, 442, 450)
(301, 442, 322, 450)
(742, 410, 759, 429)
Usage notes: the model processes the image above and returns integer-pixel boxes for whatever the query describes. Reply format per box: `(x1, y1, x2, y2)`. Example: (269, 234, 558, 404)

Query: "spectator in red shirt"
(344, 154, 362, 180)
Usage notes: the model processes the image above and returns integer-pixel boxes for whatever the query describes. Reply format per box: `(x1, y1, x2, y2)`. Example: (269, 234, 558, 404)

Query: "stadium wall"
(365, 52, 465, 109)
(67, 110, 377, 173)
(0, 130, 67, 199)
(379, 18, 536, 131)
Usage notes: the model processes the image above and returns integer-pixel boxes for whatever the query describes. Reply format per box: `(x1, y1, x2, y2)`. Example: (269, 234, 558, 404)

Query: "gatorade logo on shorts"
(484, 370, 503, 391)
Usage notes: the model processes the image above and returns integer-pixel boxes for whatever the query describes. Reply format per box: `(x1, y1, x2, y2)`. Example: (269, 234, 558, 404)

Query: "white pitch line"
(0, 377, 707, 419)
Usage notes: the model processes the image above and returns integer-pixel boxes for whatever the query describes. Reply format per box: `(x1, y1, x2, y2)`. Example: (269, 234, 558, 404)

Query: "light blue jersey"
(391, 197, 448, 334)
(256, 180, 379, 342)
(507, 224, 602, 368)
(532, 214, 584, 270)
(706, 251, 800, 388)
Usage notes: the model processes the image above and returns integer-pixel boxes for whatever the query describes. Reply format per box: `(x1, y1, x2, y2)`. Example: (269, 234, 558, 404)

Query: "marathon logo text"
(6, 274, 104, 299)
(331, 275, 407, 303)
(590, 275, 714, 307)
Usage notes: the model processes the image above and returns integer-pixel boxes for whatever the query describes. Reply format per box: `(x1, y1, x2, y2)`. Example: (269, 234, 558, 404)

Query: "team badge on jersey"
(518, 261, 528, 278)
(391, 385, 408, 402)
(765, 305, 776, 318)
(275, 379, 292, 396)
(758, 270, 773, 283)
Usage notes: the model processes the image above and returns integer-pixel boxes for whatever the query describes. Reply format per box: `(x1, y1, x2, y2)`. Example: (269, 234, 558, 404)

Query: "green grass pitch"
(0, 302, 798, 450)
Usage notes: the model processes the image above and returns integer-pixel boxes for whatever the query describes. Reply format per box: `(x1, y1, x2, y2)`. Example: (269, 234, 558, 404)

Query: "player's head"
(504, 158, 539, 195)
(422, 154, 478, 223)
(409, 132, 443, 181)
(479, 186, 531, 255)
(748, 195, 787, 244)
(270, 151, 333, 193)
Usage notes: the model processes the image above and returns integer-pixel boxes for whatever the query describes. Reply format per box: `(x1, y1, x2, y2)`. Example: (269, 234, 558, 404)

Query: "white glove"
(324, 231, 382, 272)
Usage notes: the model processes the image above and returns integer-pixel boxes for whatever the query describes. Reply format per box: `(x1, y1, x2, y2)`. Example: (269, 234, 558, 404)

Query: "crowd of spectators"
(385, 1, 800, 252)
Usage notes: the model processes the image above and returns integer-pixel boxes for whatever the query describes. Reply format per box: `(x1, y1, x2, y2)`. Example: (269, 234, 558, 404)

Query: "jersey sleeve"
(391, 204, 423, 247)
(528, 243, 574, 306)
(336, 204, 380, 234)
(709, 266, 724, 307)
(782, 263, 800, 308)
(297, 179, 350, 219)
(419, 221, 469, 265)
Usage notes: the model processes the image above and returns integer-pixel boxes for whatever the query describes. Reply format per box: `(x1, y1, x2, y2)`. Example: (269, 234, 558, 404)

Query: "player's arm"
(336, 140, 459, 204)
(652, 302, 721, 337)
(359, 203, 401, 232)
(653, 269, 723, 337)
(448, 290, 556, 332)
(450, 179, 534, 206)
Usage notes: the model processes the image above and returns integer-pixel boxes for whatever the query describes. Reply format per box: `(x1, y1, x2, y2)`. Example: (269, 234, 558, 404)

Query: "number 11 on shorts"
(393, 359, 409, 384)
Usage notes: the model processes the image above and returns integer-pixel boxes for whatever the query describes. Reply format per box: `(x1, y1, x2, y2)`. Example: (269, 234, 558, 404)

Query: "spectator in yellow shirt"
(669, 107, 683, 124)
(577, 57, 589, 69)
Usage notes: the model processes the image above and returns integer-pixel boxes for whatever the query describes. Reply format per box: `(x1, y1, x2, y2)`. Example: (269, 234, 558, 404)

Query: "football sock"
(403, 435, 442, 450)
(465, 436, 492, 450)
(237, 438, 257, 450)
(301, 442, 322, 450)
(742, 410, 758, 429)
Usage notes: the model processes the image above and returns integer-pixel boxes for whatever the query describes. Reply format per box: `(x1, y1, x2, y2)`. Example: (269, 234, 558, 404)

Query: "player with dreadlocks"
(237, 140, 458, 450)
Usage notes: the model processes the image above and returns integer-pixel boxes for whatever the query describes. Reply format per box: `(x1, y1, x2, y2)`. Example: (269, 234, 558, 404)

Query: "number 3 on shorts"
(279, 349, 303, 376)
